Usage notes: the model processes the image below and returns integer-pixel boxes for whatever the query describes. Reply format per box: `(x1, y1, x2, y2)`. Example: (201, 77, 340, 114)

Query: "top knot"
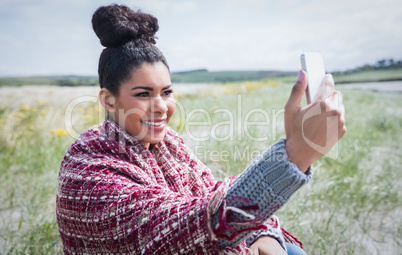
(92, 4, 159, 48)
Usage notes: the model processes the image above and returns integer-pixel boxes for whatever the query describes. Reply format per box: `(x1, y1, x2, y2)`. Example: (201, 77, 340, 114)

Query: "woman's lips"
(141, 119, 167, 131)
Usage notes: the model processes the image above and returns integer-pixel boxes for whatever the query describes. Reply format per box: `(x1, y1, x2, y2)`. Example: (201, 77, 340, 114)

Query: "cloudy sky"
(0, 0, 401, 77)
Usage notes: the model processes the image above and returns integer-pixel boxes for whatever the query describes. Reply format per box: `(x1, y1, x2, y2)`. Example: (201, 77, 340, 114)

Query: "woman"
(56, 4, 346, 255)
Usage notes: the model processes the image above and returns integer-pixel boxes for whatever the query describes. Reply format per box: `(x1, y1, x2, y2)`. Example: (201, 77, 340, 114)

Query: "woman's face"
(106, 62, 175, 148)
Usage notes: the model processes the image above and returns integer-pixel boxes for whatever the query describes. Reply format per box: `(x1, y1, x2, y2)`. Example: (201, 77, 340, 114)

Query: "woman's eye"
(136, 92, 150, 97)
(162, 90, 174, 97)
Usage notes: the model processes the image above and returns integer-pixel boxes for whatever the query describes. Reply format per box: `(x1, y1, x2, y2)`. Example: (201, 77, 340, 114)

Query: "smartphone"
(300, 52, 326, 104)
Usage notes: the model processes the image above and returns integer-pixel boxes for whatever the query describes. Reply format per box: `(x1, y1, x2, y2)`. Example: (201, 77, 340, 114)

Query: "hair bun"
(92, 4, 159, 47)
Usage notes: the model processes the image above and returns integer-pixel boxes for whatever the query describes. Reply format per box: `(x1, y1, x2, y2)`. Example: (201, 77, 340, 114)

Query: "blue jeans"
(285, 242, 308, 255)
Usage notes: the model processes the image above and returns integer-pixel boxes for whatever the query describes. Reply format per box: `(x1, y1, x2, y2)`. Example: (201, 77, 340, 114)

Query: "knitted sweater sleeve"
(211, 138, 312, 249)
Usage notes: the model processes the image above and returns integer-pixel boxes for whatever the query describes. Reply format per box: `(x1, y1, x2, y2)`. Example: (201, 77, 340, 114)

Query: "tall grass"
(0, 103, 68, 254)
(0, 100, 100, 254)
(0, 81, 401, 254)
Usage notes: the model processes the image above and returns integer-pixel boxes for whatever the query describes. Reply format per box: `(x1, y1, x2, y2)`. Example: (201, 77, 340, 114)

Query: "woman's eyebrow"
(162, 84, 173, 90)
(131, 84, 172, 91)
(131, 86, 153, 91)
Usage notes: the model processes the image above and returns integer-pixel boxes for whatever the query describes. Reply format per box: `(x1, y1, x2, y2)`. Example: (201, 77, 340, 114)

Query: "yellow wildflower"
(245, 81, 267, 91)
(224, 85, 242, 94)
(52, 128, 68, 137)
(268, 80, 278, 86)
(21, 104, 30, 111)
(16, 112, 25, 118)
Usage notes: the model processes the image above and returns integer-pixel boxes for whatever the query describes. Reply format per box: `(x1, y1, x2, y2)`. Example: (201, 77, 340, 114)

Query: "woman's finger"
(284, 70, 308, 113)
(314, 74, 335, 102)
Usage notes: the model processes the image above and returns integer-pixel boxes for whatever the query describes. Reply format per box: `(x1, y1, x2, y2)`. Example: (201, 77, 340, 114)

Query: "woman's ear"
(99, 88, 117, 112)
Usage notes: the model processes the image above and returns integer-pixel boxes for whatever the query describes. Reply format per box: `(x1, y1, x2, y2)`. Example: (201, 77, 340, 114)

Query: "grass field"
(333, 68, 402, 83)
(0, 79, 401, 254)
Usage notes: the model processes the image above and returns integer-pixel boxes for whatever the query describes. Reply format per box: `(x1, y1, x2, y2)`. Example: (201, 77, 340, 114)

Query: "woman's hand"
(249, 236, 287, 255)
(284, 70, 346, 172)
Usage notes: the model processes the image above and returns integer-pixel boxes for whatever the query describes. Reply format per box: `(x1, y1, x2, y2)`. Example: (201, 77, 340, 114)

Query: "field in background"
(0, 79, 401, 254)
(333, 68, 402, 83)
(1, 66, 401, 87)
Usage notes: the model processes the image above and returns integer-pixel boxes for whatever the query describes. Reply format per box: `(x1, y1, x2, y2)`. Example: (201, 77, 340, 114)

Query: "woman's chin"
(129, 122, 170, 147)
(141, 130, 167, 146)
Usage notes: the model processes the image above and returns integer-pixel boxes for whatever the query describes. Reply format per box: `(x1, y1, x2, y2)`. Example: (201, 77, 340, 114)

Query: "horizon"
(1, 60, 399, 79)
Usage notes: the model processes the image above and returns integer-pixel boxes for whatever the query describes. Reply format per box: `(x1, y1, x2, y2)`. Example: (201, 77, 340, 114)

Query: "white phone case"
(300, 52, 326, 104)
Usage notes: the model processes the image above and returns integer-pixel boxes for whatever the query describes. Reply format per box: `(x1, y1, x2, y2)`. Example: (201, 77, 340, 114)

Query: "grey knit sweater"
(212, 138, 312, 248)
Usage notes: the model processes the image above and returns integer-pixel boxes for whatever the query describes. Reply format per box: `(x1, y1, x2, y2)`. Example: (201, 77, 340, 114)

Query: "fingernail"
(297, 70, 305, 82)
(327, 74, 334, 84)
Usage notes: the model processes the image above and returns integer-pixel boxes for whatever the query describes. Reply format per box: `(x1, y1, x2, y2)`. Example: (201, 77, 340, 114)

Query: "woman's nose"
(151, 96, 168, 114)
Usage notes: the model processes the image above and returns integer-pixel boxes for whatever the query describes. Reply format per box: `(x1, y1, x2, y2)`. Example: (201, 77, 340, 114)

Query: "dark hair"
(92, 4, 169, 95)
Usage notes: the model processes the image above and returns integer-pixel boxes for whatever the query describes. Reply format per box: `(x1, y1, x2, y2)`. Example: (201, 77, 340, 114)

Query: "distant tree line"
(337, 58, 402, 74)
(55, 77, 98, 87)
(0, 76, 99, 87)
(170, 69, 295, 83)
(1, 58, 401, 87)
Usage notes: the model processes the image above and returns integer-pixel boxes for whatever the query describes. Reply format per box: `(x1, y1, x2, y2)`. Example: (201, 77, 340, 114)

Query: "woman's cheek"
(167, 101, 176, 122)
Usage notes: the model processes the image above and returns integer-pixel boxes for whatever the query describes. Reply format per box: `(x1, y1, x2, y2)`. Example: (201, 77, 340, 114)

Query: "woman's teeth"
(142, 120, 165, 126)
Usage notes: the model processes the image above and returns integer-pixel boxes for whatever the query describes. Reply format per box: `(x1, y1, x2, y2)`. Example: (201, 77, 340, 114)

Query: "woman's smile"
(141, 117, 167, 131)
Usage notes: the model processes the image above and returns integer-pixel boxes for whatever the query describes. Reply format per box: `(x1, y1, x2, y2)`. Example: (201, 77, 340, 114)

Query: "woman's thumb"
(285, 70, 308, 111)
